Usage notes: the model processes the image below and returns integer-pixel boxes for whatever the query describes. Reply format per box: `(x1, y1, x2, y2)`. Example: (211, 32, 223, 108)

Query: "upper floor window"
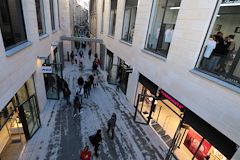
(0, 0, 27, 50)
(121, 0, 138, 43)
(109, 0, 117, 36)
(101, 0, 105, 32)
(197, 0, 240, 87)
(145, 0, 181, 57)
(35, 0, 46, 35)
(49, 0, 55, 31)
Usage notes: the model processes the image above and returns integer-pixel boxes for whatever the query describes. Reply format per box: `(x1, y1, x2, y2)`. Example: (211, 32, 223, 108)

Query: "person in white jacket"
(76, 85, 84, 103)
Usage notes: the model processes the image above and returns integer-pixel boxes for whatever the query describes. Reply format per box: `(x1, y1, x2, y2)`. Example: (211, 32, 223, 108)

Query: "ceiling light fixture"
(169, 6, 180, 10)
(169, 2, 240, 10)
(220, 3, 240, 7)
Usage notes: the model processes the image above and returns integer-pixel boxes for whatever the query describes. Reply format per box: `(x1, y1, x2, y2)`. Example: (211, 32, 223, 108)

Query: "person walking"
(83, 81, 89, 98)
(88, 49, 92, 59)
(79, 50, 84, 58)
(74, 54, 78, 65)
(93, 74, 98, 88)
(73, 96, 81, 117)
(78, 76, 84, 87)
(80, 146, 91, 160)
(92, 60, 98, 74)
(88, 74, 94, 90)
(63, 86, 71, 106)
(76, 85, 84, 103)
(70, 50, 74, 64)
(107, 113, 117, 139)
(89, 129, 102, 157)
(79, 55, 84, 70)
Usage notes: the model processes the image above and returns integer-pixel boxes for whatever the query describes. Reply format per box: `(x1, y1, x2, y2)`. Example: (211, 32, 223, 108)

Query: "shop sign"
(40, 66, 52, 73)
(159, 89, 185, 110)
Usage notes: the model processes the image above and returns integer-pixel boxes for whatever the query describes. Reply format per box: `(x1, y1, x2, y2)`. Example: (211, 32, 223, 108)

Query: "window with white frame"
(35, 0, 46, 35)
(197, 0, 240, 87)
(109, 0, 117, 36)
(145, 0, 181, 57)
(0, 0, 27, 50)
(121, 0, 138, 43)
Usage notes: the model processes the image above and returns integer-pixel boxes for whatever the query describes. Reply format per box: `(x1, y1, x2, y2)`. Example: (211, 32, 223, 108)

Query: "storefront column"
(126, 69, 139, 105)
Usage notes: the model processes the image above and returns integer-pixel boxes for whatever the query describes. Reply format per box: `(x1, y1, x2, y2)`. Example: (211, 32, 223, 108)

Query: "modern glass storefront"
(0, 76, 41, 159)
(134, 75, 237, 160)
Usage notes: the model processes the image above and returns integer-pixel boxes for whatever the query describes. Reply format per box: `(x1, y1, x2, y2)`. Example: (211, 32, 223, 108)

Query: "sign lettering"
(160, 89, 185, 110)
(40, 66, 53, 73)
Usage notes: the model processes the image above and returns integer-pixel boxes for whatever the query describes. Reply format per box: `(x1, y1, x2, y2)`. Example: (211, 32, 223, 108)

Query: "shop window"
(109, 0, 117, 36)
(49, 0, 55, 30)
(0, 0, 27, 50)
(173, 127, 229, 160)
(145, 0, 181, 57)
(26, 77, 36, 97)
(197, 0, 240, 87)
(121, 0, 138, 43)
(101, 0, 105, 32)
(35, 0, 46, 35)
(17, 85, 28, 105)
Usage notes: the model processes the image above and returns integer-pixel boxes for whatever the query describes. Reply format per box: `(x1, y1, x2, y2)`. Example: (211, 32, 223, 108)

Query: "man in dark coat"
(107, 113, 117, 139)
(78, 76, 84, 87)
(89, 129, 102, 157)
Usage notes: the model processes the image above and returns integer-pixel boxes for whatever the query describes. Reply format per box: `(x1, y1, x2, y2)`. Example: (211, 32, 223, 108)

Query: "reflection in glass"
(35, 0, 46, 35)
(121, 0, 138, 43)
(109, 0, 117, 36)
(0, 0, 27, 49)
(26, 77, 36, 97)
(145, 0, 181, 57)
(17, 85, 28, 104)
(21, 96, 40, 137)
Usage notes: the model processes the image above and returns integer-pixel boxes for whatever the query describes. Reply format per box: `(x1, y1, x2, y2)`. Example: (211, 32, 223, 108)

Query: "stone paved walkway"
(19, 46, 169, 160)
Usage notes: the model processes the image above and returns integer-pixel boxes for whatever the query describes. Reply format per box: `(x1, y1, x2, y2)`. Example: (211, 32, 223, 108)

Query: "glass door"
(134, 93, 149, 125)
(19, 95, 41, 140)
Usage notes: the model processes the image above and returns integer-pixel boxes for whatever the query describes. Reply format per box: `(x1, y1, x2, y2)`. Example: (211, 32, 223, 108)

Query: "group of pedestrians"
(80, 113, 117, 159)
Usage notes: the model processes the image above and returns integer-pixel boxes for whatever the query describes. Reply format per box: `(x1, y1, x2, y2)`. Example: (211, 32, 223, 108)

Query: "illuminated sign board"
(40, 66, 53, 73)
(159, 89, 185, 110)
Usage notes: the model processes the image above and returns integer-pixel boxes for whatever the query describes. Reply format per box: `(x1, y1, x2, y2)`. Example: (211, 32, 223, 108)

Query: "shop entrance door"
(18, 95, 41, 140)
(134, 94, 155, 125)
(43, 63, 63, 100)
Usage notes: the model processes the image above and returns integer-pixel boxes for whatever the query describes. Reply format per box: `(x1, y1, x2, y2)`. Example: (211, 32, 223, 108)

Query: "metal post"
(134, 94, 140, 121)
(147, 96, 155, 124)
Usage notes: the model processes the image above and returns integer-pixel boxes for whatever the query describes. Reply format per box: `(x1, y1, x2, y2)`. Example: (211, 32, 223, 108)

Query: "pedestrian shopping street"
(19, 47, 168, 160)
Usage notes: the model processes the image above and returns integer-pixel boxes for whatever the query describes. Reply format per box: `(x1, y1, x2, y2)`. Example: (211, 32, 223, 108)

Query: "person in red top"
(80, 146, 91, 160)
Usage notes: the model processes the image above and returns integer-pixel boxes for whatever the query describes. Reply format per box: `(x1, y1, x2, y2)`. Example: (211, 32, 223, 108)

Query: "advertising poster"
(184, 128, 212, 160)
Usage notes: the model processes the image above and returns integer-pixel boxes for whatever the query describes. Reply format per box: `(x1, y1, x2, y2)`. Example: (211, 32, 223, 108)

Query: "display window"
(173, 127, 228, 160)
